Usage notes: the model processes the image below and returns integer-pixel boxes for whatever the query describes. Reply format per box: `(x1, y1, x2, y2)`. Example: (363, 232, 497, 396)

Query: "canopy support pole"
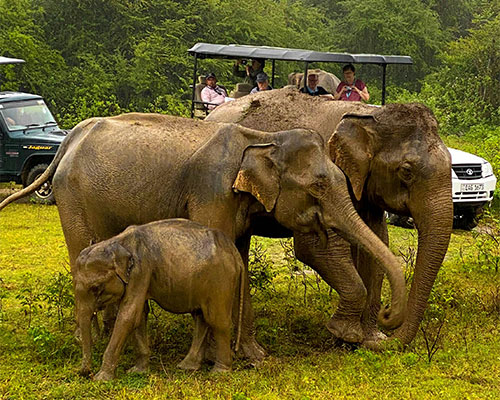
(303, 62, 310, 91)
(271, 59, 276, 87)
(190, 54, 198, 118)
(381, 63, 387, 105)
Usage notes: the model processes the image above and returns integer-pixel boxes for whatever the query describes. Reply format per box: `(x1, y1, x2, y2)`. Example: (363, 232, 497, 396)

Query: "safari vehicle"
(0, 56, 66, 204)
(187, 43, 413, 117)
(187, 43, 497, 229)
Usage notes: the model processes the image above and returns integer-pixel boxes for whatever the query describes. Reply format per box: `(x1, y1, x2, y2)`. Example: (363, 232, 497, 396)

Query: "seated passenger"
(250, 73, 273, 94)
(200, 72, 227, 110)
(300, 73, 332, 97)
(233, 58, 265, 87)
(334, 64, 370, 101)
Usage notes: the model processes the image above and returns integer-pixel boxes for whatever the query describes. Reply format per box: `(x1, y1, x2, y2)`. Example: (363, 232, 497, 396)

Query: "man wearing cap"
(250, 72, 273, 94)
(300, 73, 331, 97)
(201, 72, 227, 110)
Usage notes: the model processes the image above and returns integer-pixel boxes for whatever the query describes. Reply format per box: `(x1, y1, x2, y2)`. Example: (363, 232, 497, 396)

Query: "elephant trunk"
(321, 182, 406, 330)
(393, 184, 453, 345)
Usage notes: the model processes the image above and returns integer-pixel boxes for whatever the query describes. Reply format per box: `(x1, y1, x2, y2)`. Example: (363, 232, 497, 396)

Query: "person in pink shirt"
(201, 72, 227, 110)
(334, 64, 370, 102)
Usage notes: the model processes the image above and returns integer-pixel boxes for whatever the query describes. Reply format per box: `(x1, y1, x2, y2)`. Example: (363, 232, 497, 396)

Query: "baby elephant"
(74, 218, 245, 381)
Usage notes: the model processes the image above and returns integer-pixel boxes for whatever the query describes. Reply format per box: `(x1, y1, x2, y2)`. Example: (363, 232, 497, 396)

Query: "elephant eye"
(309, 179, 329, 198)
(398, 162, 414, 183)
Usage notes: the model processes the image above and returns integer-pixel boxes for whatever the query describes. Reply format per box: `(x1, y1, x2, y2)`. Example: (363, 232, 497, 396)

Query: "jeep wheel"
(26, 164, 56, 205)
(387, 213, 415, 229)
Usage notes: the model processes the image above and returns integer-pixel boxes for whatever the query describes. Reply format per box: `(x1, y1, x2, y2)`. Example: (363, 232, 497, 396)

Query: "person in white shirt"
(200, 72, 227, 110)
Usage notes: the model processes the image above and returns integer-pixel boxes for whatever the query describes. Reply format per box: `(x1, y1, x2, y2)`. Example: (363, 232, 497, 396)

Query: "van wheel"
(26, 164, 56, 205)
(453, 207, 483, 230)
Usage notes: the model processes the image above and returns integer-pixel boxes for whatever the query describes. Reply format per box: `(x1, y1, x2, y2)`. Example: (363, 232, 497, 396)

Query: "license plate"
(461, 183, 484, 192)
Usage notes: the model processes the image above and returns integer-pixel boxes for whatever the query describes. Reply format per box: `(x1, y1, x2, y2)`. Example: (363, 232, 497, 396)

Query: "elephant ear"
(110, 243, 134, 284)
(232, 143, 279, 212)
(328, 114, 377, 201)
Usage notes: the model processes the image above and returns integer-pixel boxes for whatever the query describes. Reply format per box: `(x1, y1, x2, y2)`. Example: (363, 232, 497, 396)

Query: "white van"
(449, 148, 497, 229)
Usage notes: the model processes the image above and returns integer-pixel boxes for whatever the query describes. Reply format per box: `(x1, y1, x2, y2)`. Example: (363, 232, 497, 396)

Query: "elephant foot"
(78, 366, 92, 377)
(177, 356, 202, 371)
(127, 364, 148, 375)
(361, 330, 387, 351)
(210, 362, 231, 373)
(362, 331, 404, 352)
(93, 369, 115, 381)
(239, 338, 267, 365)
(127, 355, 149, 375)
(326, 315, 364, 343)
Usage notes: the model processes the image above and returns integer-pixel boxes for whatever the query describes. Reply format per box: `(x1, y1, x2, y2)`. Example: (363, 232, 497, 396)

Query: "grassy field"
(0, 204, 499, 399)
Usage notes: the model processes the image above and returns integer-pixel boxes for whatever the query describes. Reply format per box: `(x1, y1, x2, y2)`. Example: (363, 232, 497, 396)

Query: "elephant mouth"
(295, 206, 329, 248)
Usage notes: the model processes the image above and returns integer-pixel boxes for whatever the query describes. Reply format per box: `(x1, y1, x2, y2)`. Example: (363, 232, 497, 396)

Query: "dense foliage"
(0, 0, 499, 179)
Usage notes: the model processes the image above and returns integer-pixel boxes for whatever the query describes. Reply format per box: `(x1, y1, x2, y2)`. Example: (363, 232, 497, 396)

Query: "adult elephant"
(0, 113, 406, 362)
(207, 88, 453, 347)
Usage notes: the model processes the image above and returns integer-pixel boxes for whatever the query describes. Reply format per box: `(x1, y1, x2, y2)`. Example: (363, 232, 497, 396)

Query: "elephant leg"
(128, 302, 150, 374)
(178, 311, 209, 371)
(233, 233, 266, 363)
(203, 304, 232, 373)
(202, 233, 265, 364)
(294, 230, 367, 343)
(353, 210, 388, 347)
(55, 193, 97, 269)
(94, 295, 146, 381)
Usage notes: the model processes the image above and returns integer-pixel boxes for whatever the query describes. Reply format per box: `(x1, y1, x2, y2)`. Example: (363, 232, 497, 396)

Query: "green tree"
(419, 13, 500, 133)
(331, 0, 447, 88)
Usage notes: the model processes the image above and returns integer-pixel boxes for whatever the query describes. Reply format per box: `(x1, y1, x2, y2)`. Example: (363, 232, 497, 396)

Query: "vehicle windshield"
(0, 99, 56, 131)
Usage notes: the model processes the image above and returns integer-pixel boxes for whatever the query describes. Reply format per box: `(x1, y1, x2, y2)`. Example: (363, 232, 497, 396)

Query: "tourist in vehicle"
(250, 72, 273, 94)
(334, 64, 370, 101)
(200, 72, 227, 110)
(300, 73, 332, 97)
(233, 58, 265, 86)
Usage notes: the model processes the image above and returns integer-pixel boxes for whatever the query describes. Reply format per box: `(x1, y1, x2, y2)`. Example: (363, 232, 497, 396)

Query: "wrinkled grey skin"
(75, 219, 245, 380)
(0, 113, 406, 361)
(207, 88, 453, 348)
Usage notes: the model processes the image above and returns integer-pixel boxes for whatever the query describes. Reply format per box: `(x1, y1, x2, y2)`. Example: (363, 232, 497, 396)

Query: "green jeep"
(0, 91, 66, 204)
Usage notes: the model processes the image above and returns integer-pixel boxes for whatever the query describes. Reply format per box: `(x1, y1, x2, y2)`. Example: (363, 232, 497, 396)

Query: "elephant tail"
(0, 118, 98, 211)
(234, 254, 246, 353)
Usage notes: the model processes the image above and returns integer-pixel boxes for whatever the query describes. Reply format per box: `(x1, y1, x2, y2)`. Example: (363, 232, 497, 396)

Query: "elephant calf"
(74, 218, 244, 380)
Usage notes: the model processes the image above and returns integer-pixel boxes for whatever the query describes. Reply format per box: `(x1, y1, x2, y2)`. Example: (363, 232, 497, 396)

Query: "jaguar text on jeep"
(0, 91, 66, 204)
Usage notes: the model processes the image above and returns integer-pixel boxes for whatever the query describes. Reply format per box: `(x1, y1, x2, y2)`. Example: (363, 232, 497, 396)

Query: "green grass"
(1, 204, 500, 399)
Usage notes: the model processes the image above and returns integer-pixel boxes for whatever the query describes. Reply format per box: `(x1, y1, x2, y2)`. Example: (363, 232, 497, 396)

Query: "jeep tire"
(387, 213, 415, 229)
(26, 163, 55, 205)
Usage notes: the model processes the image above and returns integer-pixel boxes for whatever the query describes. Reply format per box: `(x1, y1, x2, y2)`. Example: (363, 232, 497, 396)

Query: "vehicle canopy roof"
(0, 56, 25, 65)
(188, 43, 413, 65)
(187, 43, 413, 116)
(0, 92, 43, 104)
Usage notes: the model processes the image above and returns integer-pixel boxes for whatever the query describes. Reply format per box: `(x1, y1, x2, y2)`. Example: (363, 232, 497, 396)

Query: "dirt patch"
(0, 188, 29, 203)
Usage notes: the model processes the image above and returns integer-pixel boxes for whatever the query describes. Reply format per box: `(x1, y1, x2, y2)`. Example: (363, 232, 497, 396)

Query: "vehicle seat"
(194, 75, 208, 118)
(230, 83, 253, 98)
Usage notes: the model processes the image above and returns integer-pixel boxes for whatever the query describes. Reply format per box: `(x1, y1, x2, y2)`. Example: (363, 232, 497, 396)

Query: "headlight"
(482, 162, 493, 178)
